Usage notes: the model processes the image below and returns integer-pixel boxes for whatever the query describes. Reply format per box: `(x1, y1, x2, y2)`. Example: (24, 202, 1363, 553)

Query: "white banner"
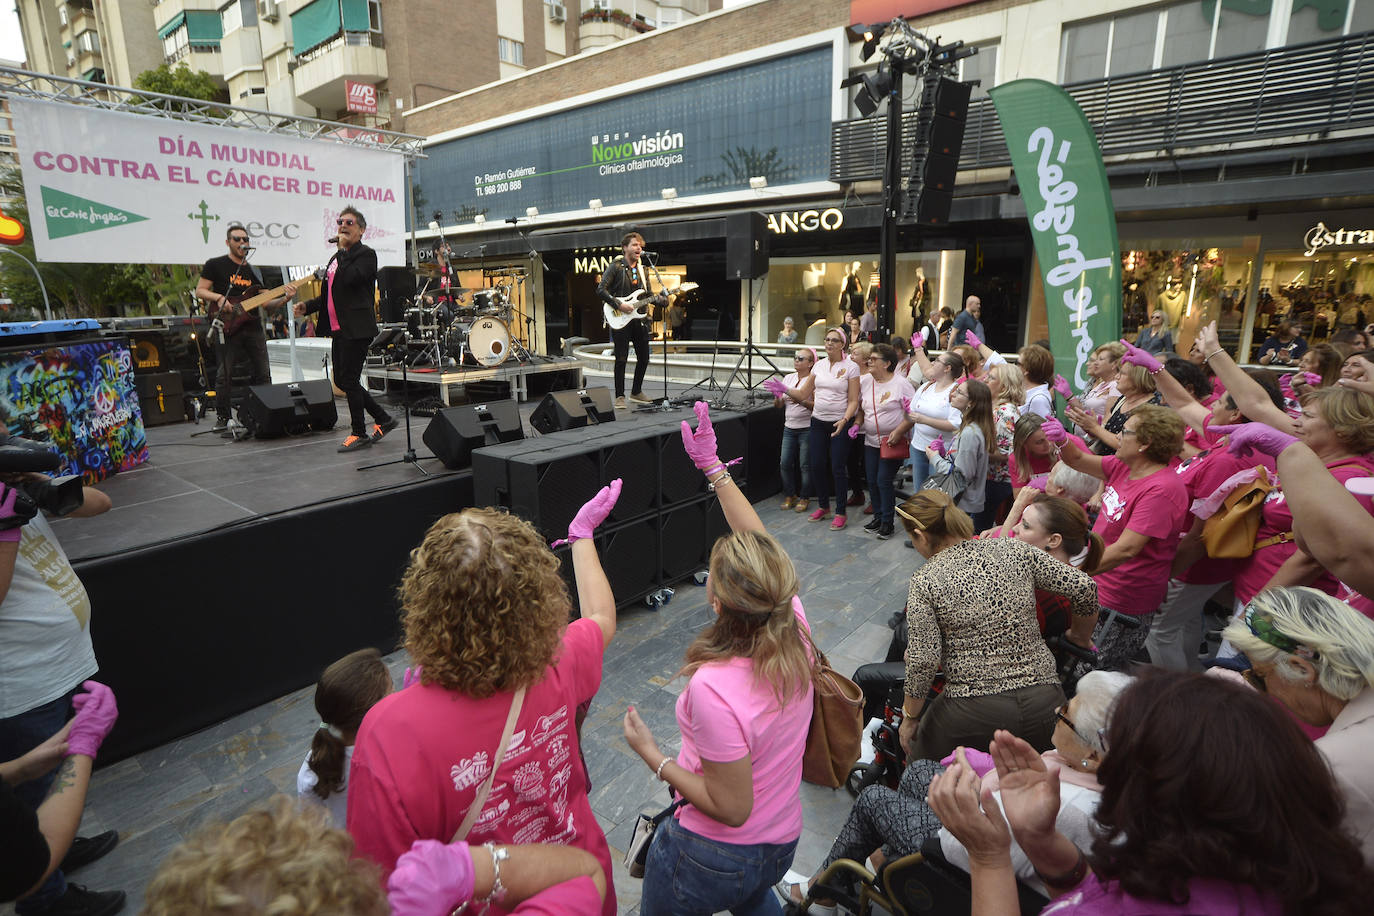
(10, 99, 406, 267)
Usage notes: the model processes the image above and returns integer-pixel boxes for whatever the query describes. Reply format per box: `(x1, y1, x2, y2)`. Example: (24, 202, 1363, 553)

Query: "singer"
(196, 223, 296, 433)
(596, 231, 665, 409)
(294, 206, 397, 452)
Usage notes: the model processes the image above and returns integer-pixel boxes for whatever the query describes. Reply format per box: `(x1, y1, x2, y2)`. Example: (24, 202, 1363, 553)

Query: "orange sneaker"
(338, 434, 372, 453)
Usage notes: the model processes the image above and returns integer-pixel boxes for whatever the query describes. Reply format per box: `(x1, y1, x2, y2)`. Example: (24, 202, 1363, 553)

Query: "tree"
(696, 146, 797, 189)
(133, 63, 224, 104)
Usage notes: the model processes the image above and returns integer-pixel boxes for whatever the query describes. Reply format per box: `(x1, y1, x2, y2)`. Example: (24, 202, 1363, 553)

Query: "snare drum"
(472, 289, 508, 317)
(447, 317, 511, 367)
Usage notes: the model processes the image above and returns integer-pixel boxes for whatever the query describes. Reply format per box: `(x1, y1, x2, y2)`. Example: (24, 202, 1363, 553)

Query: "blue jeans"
(0, 692, 76, 910)
(864, 445, 902, 526)
(808, 416, 854, 513)
(779, 426, 811, 499)
(908, 448, 931, 492)
(641, 816, 798, 916)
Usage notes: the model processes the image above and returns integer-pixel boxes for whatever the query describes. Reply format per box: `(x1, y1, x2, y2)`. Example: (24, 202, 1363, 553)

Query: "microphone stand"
(357, 331, 437, 476)
(635, 250, 680, 414)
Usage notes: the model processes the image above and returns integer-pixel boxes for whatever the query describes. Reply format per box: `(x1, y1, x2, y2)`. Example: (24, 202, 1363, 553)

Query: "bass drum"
(447, 317, 512, 367)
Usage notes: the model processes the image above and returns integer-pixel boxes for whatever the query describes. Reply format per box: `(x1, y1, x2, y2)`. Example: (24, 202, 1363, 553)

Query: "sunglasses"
(825, 337, 844, 345)
(229, 236, 249, 243)
(794, 355, 811, 361)
(336, 218, 357, 227)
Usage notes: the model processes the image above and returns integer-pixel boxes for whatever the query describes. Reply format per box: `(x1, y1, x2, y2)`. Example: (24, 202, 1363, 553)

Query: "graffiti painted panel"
(0, 339, 149, 483)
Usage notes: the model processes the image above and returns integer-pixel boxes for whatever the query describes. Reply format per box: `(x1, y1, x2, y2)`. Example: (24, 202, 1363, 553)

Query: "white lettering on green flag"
(988, 79, 1120, 389)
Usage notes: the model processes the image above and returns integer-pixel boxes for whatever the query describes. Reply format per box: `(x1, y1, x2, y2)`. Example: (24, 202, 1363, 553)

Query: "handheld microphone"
(327, 236, 340, 244)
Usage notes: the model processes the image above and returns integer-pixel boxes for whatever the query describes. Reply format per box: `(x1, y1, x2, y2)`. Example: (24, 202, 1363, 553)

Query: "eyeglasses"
(1241, 667, 1267, 693)
(794, 355, 811, 361)
(865, 356, 882, 363)
(1054, 704, 1076, 732)
(336, 218, 357, 227)
(229, 236, 249, 243)
(824, 337, 843, 345)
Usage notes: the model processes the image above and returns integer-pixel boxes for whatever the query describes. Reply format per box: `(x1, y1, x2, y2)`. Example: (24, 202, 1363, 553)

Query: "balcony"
(62, 7, 97, 38)
(221, 26, 263, 79)
(578, 8, 653, 51)
(830, 29, 1374, 184)
(291, 33, 386, 112)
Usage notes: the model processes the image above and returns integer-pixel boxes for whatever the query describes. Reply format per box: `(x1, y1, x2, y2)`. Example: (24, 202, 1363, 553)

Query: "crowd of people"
(5, 301, 1374, 914)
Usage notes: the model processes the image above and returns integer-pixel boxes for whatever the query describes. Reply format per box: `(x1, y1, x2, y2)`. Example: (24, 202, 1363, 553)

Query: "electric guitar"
(208, 283, 295, 338)
(603, 283, 698, 331)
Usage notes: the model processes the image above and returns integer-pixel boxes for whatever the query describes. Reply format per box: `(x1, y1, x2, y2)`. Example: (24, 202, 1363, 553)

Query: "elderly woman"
(1225, 586, 1374, 865)
(1051, 406, 1188, 669)
(1078, 342, 1123, 425)
(855, 343, 916, 539)
(623, 403, 815, 916)
(347, 487, 622, 914)
(781, 670, 1131, 910)
(897, 490, 1099, 761)
(930, 673, 1372, 914)
(1067, 357, 1163, 456)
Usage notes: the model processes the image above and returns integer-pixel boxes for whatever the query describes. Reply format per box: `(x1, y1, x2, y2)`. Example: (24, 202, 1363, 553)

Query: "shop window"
(1119, 245, 1259, 360)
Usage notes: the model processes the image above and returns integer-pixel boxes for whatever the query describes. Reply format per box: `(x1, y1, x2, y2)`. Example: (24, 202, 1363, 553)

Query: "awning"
(185, 10, 223, 43)
(157, 12, 186, 40)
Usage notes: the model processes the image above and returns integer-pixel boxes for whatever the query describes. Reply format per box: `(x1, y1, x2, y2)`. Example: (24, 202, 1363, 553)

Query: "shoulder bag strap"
(871, 382, 881, 441)
(451, 685, 527, 843)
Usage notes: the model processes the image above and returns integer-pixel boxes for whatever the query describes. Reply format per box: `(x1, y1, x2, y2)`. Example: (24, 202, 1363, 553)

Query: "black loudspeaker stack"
(725, 211, 769, 280)
(377, 266, 416, 324)
(422, 399, 525, 470)
(241, 380, 338, 438)
(903, 77, 972, 226)
(529, 386, 616, 434)
(472, 405, 783, 610)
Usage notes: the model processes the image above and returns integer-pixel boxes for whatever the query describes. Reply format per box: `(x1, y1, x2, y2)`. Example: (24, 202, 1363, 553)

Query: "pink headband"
(802, 347, 816, 361)
(829, 326, 848, 347)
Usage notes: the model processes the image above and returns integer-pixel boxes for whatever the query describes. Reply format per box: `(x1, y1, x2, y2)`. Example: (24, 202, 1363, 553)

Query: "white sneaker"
(615, 396, 628, 409)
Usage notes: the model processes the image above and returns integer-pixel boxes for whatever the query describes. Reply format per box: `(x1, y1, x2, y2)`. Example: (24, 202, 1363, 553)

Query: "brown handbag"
(799, 628, 865, 788)
(1200, 466, 1275, 559)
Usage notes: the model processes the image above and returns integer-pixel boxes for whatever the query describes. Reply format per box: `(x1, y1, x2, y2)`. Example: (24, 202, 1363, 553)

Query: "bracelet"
(655, 756, 673, 780)
(701, 463, 725, 477)
(1147, 364, 1163, 375)
(708, 472, 734, 491)
(1033, 847, 1089, 889)
(479, 843, 509, 906)
(1203, 349, 1224, 362)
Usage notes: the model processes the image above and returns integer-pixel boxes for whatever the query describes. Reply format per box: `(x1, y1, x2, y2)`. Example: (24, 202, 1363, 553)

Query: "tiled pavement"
(14, 492, 923, 914)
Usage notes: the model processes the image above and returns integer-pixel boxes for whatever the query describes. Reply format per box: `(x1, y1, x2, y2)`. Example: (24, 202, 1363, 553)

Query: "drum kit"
(377, 267, 530, 369)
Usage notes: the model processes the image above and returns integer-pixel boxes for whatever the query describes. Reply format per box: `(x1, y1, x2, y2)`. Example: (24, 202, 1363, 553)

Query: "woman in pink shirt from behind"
(1052, 405, 1189, 671)
(623, 403, 815, 916)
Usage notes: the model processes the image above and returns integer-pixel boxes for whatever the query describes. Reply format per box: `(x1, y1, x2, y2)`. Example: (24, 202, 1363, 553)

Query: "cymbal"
(486, 268, 528, 277)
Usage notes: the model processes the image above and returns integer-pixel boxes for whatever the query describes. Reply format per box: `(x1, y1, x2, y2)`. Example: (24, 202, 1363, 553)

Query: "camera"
(0, 435, 85, 528)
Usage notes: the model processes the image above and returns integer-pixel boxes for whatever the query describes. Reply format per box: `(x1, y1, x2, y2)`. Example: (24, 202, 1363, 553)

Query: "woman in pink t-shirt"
(1053, 405, 1188, 671)
(623, 403, 815, 916)
(780, 326, 860, 529)
(856, 343, 916, 539)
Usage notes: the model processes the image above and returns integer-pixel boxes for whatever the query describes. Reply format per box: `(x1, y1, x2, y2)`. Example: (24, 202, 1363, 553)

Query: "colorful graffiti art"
(0, 340, 150, 483)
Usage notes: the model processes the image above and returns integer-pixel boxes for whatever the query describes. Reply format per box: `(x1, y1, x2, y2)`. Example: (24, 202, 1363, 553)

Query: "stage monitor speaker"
(506, 443, 604, 541)
(241, 380, 337, 438)
(725, 211, 769, 280)
(423, 398, 525, 470)
(529, 387, 616, 434)
(378, 266, 416, 324)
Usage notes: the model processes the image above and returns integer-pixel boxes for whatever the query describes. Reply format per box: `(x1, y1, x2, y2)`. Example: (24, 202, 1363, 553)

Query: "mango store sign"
(1303, 221, 1374, 257)
(767, 208, 844, 234)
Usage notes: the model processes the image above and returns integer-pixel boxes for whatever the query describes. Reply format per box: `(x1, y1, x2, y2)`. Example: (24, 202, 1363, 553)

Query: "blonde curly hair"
(400, 508, 570, 696)
(142, 796, 387, 915)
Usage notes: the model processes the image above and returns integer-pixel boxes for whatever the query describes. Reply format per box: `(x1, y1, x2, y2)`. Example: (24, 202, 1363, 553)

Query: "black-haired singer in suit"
(294, 205, 396, 452)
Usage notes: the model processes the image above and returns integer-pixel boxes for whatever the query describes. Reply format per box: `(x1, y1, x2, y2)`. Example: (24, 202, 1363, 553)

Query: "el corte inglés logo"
(40, 186, 148, 239)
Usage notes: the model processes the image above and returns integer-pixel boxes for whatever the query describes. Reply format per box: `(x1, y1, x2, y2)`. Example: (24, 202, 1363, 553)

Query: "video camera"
(0, 435, 85, 529)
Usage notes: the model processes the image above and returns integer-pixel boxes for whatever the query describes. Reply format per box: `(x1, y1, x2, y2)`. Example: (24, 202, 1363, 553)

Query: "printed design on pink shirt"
(545, 731, 571, 770)
(474, 796, 511, 830)
(513, 817, 552, 845)
(451, 751, 491, 791)
(836, 368, 847, 377)
(513, 760, 544, 800)
(1101, 485, 1126, 522)
(878, 390, 891, 403)
(532, 705, 568, 744)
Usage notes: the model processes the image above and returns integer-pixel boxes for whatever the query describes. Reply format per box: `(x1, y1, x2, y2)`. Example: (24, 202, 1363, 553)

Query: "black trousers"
(331, 335, 390, 435)
(611, 318, 651, 397)
(214, 326, 271, 420)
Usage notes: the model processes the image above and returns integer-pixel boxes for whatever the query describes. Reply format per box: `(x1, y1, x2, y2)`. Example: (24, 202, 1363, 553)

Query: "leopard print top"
(905, 537, 1098, 700)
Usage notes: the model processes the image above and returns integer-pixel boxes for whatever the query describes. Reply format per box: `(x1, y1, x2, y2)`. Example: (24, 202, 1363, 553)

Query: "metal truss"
(0, 66, 426, 160)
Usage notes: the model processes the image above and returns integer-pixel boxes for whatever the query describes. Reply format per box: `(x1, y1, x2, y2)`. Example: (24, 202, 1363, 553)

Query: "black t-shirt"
(0, 777, 49, 902)
(200, 254, 263, 301)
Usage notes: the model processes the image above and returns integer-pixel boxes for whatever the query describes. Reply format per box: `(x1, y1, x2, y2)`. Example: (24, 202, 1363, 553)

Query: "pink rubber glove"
(941, 747, 995, 777)
(1118, 338, 1162, 374)
(1040, 417, 1069, 444)
(901, 396, 912, 415)
(1052, 374, 1075, 400)
(387, 839, 476, 916)
(964, 330, 983, 351)
(66, 681, 117, 759)
(680, 400, 720, 470)
(0, 483, 23, 543)
(930, 436, 947, 457)
(913, 327, 930, 349)
(847, 423, 860, 440)
(403, 666, 423, 689)
(552, 479, 622, 547)
(1211, 422, 1299, 458)
(762, 377, 787, 398)
(1300, 371, 1321, 387)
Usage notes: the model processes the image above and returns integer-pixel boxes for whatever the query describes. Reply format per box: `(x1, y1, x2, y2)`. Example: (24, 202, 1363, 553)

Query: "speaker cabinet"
(725, 211, 769, 280)
(136, 371, 184, 427)
(241, 380, 337, 438)
(423, 399, 524, 470)
(529, 387, 616, 434)
(377, 266, 416, 324)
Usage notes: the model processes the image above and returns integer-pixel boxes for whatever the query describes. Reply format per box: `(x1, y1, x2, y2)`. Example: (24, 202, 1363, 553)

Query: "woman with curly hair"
(622, 403, 816, 916)
(930, 672, 1373, 915)
(347, 484, 622, 915)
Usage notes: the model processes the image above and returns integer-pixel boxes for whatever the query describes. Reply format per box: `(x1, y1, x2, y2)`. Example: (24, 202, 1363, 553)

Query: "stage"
(56, 386, 782, 762)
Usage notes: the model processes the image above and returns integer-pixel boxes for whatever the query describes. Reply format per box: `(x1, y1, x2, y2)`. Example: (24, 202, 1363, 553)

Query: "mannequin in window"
(839, 261, 865, 321)
(909, 267, 930, 321)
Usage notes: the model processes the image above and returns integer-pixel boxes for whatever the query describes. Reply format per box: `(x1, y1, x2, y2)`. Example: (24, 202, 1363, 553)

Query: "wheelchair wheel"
(847, 760, 886, 797)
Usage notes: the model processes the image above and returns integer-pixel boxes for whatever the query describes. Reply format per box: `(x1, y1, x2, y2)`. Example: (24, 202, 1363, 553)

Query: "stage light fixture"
(526, 207, 539, 218)
(861, 23, 886, 60)
(749, 176, 768, 190)
(855, 65, 892, 117)
(661, 187, 678, 200)
(589, 198, 603, 211)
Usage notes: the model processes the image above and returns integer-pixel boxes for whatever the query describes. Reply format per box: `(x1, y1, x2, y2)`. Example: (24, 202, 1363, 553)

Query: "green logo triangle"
(40, 186, 148, 239)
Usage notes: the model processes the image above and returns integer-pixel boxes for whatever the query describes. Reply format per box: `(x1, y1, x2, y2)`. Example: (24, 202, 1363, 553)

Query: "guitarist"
(597, 231, 665, 409)
(195, 224, 296, 433)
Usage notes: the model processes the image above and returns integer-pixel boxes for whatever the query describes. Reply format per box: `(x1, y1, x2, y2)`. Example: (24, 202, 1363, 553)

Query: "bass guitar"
(603, 283, 698, 331)
(208, 283, 295, 338)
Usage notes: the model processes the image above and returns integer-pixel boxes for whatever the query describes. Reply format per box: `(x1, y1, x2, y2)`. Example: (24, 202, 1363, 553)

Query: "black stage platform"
(59, 389, 782, 762)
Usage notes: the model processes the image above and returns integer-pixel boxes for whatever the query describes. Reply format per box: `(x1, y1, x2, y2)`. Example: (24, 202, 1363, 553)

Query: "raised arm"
(558, 480, 622, 649)
(1043, 419, 1105, 480)
(1118, 339, 1210, 435)
(1195, 321, 1296, 432)
(681, 401, 763, 533)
